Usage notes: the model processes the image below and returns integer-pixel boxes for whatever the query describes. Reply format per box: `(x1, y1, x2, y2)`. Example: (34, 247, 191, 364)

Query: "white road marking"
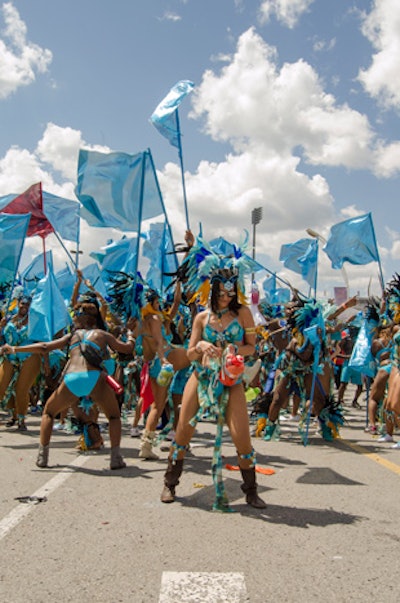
(159, 572, 248, 603)
(0, 454, 89, 541)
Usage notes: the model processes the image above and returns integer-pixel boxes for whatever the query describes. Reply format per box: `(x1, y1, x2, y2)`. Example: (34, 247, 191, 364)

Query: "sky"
(1, 0, 400, 299)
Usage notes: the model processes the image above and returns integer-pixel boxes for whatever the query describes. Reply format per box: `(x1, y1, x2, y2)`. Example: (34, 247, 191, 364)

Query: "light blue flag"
(76, 149, 166, 231)
(262, 275, 291, 305)
(262, 274, 277, 303)
(91, 237, 138, 277)
(142, 222, 178, 292)
(150, 80, 195, 148)
(55, 264, 75, 306)
(81, 263, 108, 298)
(0, 193, 18, 209)
(28, 267, 72, 341)
(42, 191, 80, 242)
(349, 317, 377, 378)
(0, 213, 30, 306)
(279, 238, 317, 287)
(209, 236, 261, 273)
(323, 213, 379, 270)
(21, 251, 53, 295)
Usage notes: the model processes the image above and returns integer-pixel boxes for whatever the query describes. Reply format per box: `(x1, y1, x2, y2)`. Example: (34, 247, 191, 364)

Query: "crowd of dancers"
(1, 231, 399, 512)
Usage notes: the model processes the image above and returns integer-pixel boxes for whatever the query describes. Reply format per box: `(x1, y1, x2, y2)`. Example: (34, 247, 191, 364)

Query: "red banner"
(1, 182, 54, 238)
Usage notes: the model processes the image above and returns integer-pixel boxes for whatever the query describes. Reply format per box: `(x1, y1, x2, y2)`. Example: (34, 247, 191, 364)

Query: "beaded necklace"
(215, 307, 230, 329)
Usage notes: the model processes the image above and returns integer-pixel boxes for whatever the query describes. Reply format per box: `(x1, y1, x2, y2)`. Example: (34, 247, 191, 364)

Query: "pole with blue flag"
(150, 80, 195, 231)
(323, 213, 384, 291)
(302, 325, 321, 446)
(0, 213, 31, 315)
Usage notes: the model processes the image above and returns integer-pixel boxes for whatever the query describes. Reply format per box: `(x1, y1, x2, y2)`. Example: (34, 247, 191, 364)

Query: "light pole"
(251, 207, 263, 282)
(306, 228, 349, 293)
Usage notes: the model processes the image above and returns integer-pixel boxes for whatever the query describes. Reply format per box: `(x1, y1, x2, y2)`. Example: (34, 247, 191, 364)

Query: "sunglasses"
(217, 290, 236, 298)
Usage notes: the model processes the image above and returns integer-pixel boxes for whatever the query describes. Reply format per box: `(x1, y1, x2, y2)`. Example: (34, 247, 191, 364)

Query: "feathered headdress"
(288, 296, 324, 335)
(182, 232, 255, 306)
(385, 273, 400, 324)
(107, 272, 145, 320)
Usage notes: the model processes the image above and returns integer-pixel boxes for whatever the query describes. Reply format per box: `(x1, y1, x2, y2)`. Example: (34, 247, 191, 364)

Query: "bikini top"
(70, 330, 115, 374)
(375, 343, 392, 362)
(202, 311, 245, 346)
(137, 323, 173, 350)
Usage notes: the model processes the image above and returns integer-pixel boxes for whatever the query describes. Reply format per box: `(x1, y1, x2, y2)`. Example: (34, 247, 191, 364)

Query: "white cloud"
(0, 2, 52, 99)
(358, 0, 400, 110)
(312, 37, 336, 53)
(158, 11, 182, 22)
(190, 29, 377, 170)
(0, 123, 116, 272)
(258, 0, 315, 28)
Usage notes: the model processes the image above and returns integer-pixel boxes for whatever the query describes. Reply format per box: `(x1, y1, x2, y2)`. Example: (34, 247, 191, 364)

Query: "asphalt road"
(1, 386, 399, 603)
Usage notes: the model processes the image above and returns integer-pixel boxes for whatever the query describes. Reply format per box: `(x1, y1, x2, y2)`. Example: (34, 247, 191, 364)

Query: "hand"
(0, 344, 13, 355)
(184, 230, 195, 248)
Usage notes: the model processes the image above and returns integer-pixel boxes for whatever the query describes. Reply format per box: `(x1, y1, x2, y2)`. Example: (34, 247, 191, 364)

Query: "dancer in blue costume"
(160, 237, 266, 511)
(0, 300, 135, 469)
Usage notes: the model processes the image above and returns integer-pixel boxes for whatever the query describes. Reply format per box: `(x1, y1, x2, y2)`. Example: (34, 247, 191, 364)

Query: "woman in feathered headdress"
(378, 274, 400, 446)
(136, 231, 195, 460)
(364, 299, 391, 435)
(160, 234, 266, 512)
(263, 295, 343, 443)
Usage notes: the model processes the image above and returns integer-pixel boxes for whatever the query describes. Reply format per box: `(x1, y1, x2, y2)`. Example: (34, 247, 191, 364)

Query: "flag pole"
(369, 213, 385, 291)
(314, 238, 318, 298)
(53, 231, 79, 269)
(175, 109, 190, 231)
(42, 237, 47, 275)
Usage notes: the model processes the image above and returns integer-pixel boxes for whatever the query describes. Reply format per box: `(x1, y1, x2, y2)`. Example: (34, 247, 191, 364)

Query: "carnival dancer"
(0, 300, 135, 469)
(378, 275, 400, 446)
(137, 283, 190, 459)
(264, 296, 343, 443)
(136, 231, 194, 460)
(160, 235, 266, 511)
(0, 295, 41, 431)
(365, 302, 392, 435)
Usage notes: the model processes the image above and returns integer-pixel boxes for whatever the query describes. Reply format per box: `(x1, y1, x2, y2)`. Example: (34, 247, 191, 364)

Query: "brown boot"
(240, 467, 266, 509)
(161, 459, 184, 503)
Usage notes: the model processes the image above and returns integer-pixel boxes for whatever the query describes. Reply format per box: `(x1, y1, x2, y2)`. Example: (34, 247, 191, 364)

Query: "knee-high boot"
(240, 467, 267, 509)
(160, 459, 184, 503)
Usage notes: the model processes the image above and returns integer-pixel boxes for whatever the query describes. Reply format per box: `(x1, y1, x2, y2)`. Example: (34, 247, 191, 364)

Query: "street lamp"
(251, 207, 263, 282)
(306, 228, 349, 292)
(251, 207, 263, 261)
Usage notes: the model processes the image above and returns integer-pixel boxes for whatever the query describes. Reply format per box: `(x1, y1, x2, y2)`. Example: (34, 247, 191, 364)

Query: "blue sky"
(1, 0, 400, 298)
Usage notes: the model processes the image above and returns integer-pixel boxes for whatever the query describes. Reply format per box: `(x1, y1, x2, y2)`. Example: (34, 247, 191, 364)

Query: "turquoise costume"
(173, 311, 248, 511)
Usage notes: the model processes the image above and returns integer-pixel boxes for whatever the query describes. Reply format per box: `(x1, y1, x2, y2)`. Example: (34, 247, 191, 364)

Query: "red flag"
(1, 183, 54, 238)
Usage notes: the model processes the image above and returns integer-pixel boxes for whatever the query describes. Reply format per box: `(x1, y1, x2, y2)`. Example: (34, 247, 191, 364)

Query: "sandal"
(352, 401, 362, 409)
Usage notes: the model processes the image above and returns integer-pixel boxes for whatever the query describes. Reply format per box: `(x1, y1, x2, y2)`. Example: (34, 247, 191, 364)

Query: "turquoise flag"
(81, 263, 108, 298)
(142, 222, 178, 292)
(0, 213, 30, 302)
(323, 213, 379, 269)
(55, 265, 75, 306)
(21, 251, 53, 295)
(28, 267, 72, 341)
(349, 317, 377, 377)
(279, 238, 317, 287)
(76, 149, 166, 231)
(42, 191, 80, 242)
(150, 80, 194, 148)
(90, 237, 138, 276)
